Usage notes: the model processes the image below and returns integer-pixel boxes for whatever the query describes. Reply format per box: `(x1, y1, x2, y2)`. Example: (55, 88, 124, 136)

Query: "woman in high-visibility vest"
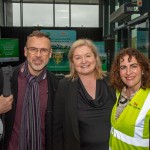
(109, 48, 150, 150)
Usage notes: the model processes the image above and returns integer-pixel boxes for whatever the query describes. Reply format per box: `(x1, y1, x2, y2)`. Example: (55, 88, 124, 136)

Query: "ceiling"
(8, 0, 99, 5)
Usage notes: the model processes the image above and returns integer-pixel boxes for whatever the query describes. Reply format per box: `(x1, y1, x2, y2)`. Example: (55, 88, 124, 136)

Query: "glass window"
(55, 4, 69, 27)
(131, 21, 149, 57)
(23, 3, 53, 27)
(13, 3, 20, 26)
(71, 5, 99, 27)
(12, 3, 99, 27)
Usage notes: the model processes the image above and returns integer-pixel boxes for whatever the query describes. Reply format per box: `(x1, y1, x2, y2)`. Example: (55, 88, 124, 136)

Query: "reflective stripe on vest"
(134, 91, 150, 138)
(111, 127, 149, 147)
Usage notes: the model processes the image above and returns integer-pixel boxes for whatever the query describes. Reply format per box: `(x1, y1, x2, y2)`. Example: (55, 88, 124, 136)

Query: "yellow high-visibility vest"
(109, 88, 150, 150)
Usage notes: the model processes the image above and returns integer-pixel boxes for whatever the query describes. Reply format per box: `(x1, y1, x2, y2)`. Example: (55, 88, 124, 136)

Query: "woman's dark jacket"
(53, 77, 116, 150)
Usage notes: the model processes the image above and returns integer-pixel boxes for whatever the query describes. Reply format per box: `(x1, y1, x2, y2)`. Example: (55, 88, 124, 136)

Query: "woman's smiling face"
(72, 45, 97, 77)
(119, 55, 142, 91)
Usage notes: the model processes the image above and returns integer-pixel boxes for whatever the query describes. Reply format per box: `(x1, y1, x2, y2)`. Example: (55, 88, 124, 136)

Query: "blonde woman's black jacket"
(53, 77, 116, 150)
(0, 64, 59, 150)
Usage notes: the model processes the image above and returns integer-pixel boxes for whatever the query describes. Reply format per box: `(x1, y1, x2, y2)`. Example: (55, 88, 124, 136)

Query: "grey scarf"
(19, 61, 47, 150)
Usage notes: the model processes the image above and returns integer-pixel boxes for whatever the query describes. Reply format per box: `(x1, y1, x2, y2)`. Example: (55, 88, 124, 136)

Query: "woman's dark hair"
(110, 47, 150, 92)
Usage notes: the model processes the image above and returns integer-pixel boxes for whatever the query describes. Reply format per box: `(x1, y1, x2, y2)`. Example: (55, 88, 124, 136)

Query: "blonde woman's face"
(72, 45, 96, 77)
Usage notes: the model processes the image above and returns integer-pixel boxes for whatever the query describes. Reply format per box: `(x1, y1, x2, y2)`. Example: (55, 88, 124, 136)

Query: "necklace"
(122, 86, 141, 100)
(119, 96, 128, 104)
(115, 87, 141, 120)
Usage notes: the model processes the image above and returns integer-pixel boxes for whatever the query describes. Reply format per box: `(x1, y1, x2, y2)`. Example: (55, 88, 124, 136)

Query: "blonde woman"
(53, 39, 115, 150)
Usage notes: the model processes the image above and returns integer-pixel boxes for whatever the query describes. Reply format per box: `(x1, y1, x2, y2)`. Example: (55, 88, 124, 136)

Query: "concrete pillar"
(103, 0, 109, 37)
(0, 0, 4, 26)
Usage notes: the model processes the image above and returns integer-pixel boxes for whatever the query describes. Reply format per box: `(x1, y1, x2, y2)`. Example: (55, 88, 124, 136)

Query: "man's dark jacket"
(0, 65, 59, 150)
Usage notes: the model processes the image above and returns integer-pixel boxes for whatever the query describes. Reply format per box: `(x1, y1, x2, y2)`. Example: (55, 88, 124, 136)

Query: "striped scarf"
(19, 61, 47, 150)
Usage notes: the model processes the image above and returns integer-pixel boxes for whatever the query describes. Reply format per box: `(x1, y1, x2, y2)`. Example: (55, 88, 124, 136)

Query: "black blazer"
(53, 77, 116, 150)
(53, 78, 79, 150)
(0, 65, 59, 150)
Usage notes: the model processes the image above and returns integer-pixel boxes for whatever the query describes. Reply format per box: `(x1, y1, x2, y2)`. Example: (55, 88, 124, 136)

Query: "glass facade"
(55, 4, 69, 27)
(11, 2, 99, 27)
(23, 4, 53, 27)
(71, 5, 98, 27)
(131, 21, 149, 57)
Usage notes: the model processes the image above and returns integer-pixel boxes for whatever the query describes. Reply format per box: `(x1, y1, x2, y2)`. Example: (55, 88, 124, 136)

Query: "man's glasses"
(26, 47, 50, 56)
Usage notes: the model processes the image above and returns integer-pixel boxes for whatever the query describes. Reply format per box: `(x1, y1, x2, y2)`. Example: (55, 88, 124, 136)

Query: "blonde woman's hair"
(66, 38, 105, 80)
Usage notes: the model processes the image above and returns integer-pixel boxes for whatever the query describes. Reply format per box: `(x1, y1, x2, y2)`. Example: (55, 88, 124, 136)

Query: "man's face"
(24, 36, 52, 76)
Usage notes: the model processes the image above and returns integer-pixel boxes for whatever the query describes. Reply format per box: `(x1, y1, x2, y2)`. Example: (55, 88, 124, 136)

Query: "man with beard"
(0, 30, 58, 150)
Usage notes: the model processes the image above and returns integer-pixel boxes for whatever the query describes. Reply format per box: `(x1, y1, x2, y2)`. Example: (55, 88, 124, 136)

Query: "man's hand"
(0, 95, 13, 114)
